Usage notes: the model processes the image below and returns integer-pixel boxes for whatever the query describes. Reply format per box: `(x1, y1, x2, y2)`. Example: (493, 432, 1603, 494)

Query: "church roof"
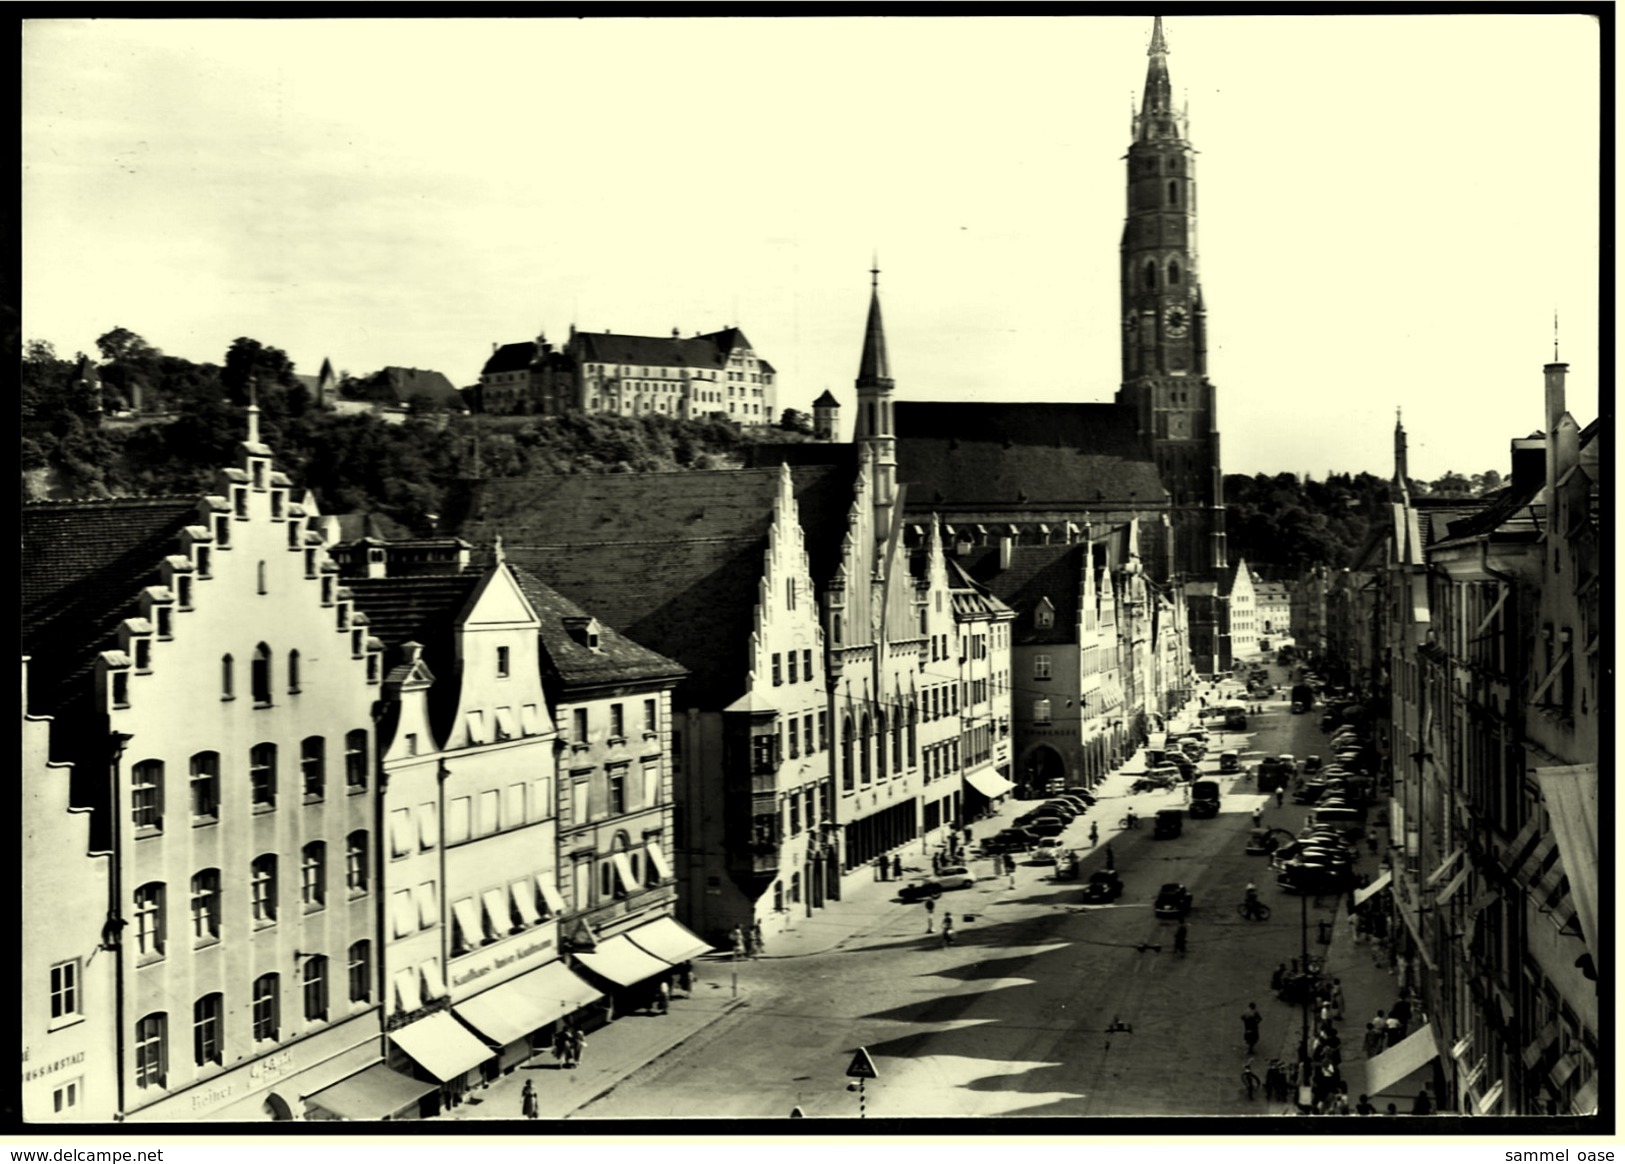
(857, 282, 891, 387)
(813, 390, 841, 408)
(482, 341, 541, 376)
(369, 366, 463, 405)
(511, 566, 687, 691)
(894, 401, 1165, 508)
(956, 542, 1090, 646)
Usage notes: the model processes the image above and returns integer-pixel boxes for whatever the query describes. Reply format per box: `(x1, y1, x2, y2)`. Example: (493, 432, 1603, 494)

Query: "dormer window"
(177, 574, 194, 607)
(134, 638, 152, 672)
(251, 460, 266, 489)
(112, 670, 130, 709)
(321, 577, 335, 605)
(215, 517, 231, 548)
(233, 489, 248, 519)
(287, 521, 302, 549)
(155, 606, 173, 638)
(270, 490, 283, 519)
(304, 548, 317, 577)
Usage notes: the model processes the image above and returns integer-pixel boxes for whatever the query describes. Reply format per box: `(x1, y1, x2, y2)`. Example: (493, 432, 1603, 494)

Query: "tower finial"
(870, 253, 880, 290)
(1149, 14, 1168, 56)
(1554, 309, 1560, 361)
(493, 535, 505, 565)
(246, 375, 261, 445)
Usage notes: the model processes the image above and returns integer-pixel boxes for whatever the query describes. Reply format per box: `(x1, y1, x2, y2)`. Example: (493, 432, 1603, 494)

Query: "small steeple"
(1135, 16, 1183, 143)
(857, 262, 892, 389)
(1392, 407, 1410, 500)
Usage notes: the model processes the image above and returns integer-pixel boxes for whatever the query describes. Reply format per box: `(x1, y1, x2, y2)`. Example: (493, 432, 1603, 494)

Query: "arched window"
(842, 716, 855, 792)
(287, 650, 301, 694)
(301, 737, 325, 800)
(1144, 261, 1157, 290)
(860, 714, 872, 785)
(221, 654, 234, 700)
(1169, 259, 1181, 285)
(891, 705, 903, 771)
(251, 644, 272, 705)
(257, 560, 267, 595)
(1168, 180, 1178, 205)
(908, 699, 918, 768)
(132, 760, 164, 831)
(875, 710, 887, 780)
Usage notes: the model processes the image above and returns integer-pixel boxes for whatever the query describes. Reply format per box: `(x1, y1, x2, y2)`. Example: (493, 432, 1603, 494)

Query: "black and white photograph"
(18, 11, 1604, 1138)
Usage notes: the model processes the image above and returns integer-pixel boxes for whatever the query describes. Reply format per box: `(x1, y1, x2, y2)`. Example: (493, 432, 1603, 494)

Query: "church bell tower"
(1115, 16, 1227, 580)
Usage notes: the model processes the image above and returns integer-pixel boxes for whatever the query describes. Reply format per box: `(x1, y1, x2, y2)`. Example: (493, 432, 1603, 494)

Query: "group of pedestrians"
(730, 921, 766, 960)
(873, 854, 905, 882)
(922, 897, 958, 947)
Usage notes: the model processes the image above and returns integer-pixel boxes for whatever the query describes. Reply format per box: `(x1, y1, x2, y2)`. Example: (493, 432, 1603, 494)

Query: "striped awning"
(1572, 1076, 1598, 1115)
(1522, 1017, 1561, 1072)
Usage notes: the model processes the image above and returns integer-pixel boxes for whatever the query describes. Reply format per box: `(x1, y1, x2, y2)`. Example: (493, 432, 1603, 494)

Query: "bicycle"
(1118, 813, 1140, 830)
(1237, 899, 1272, 921)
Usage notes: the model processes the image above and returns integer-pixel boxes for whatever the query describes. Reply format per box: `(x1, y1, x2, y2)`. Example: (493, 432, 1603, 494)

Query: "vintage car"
(1154, 882, 1193, 919)
(984, 827, 1040, 854)
(1031, 838, 1067, 865)
(1219, 750, 1241, 774)
(1054, 851, 1081, 881)
(1153, 807, 1185, 839)
(1276, 861, 1357, 895)
(1246, 827, 1294, 855)
(1189, 779, 1221, 819)
(1081, 869, 1125, 903)
(897, 865, 976, 902)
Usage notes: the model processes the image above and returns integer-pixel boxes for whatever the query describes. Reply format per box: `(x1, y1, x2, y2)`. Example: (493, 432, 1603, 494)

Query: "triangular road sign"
(845, 1046, 878, 1079)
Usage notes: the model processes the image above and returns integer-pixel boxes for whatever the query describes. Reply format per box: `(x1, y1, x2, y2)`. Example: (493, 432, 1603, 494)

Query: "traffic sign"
(845, 1046, 878, 1079)
(789, 1106, 805, 1118)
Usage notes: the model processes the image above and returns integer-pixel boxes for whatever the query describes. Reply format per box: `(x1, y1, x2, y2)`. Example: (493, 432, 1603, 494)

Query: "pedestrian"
(1355, 1094, 1376, 1115)
(570, 1027, 586, 1069)
(522, 1078, 539, 1119)
(932, 851, 943, 875)
(1241, 1060, 1262, 1100)
(730, 925, 745, 961)
(875, 855, 886, 882)
(1331, 979, 1345, 1021)
(1384, 1103, 1399, 1116)
(1384, 1012, 1402, 1048)
(1362, 1022, 1383, 1060)
(1174, 921, 1188, 957)
(1275, 786, 1285, 808)
(678, 962, 693, 996)
(1089, 821, 1099, 848)
(924, 896, 936, 932)
(655, 979, 670, 1015)
(1105, 843, 1115, 871)
(1411, 1084, 1433, 1116)
(942, 913, 955, 947)
(892, 854, 903, 881)
(1241, 1003, 1262, 1054)
(1270, 963, 1286, 992)
(1252, 805, 1263, 827)
(552, 1026, 570, 1067)
(751, 920, 764, 958)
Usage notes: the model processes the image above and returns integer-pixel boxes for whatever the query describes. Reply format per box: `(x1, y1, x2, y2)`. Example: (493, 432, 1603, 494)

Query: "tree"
(95, 326, 160, 367)
(222, 337, 298, 405)
(1428, 471, 1473, 498)
(779, 407, 814, 435)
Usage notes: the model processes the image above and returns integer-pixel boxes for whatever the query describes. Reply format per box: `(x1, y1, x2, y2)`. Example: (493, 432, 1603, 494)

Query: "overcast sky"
(22, 14, 1601, 480)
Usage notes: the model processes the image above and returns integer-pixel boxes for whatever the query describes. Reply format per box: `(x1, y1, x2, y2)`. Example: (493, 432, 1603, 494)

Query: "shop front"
(622, 915, 713, 968)
(453, 959, 603, 1076)
(303, 1062, 438, 1122)
(124, 1017, 381, 1123)
(386, 1011, 494, 1115)
(571, 933, 675, 1017)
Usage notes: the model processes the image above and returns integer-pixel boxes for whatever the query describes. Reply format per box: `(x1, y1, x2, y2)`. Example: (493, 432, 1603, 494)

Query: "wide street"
(575, 665, 1352, 1118)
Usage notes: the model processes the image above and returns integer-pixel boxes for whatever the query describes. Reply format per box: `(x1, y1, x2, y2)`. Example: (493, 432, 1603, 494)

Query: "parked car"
(1050, 794, 1091, 813)
(1081, 869, 1125, 903)
(985, 827, 1039, 853)
(1154, 882, 1193, 918)
(1189, 779, 1221, 819)
(1037, 802, 1078, 822)
(934, 865, 976, 890)
(1031, 838, 1066, 865)
(1302, 755, 1321, 774)
(1023, 817, 1067, 838)
(1054, 851, 1081, 880)
(1153, 807, 1185, 838)
(1060, 788, 1098, 806)
(898, 880, 946, 903)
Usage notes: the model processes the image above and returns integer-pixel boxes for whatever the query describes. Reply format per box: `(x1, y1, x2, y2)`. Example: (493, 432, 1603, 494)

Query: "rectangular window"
(134, 883, 164, 958)
(252, 975, 279, 1043)
(573, 857, 592, 911)
(1034, 698, 1052, 724)
(346, 832, 369, 894)
(644, 698, 657, 734)
(804, 715, 815, 756)
(52, 1079, 80, 1114)
(193, 994, 223, 1067)
(50, 960, 79, 1021)
(390, 808, 415, 857)
(803, 649, 813, 681)
(347, 941, 371, 1004)
(251, 856, 277, 925)
(788, 651, 798, 683)
(610, 703, 625, 739)
(496, 645, 511, 678)
(303, 957, 328, 1023)
(415, 881, 438, 930)
(788, 721, 799, 759)
(301, 843, 326, 911)
(345, 731, 369, 790)
(503, 783, 525, 827)
(818, 711, 828, 752)
(446, 797, 471, 845)
(131, 760, 163, 831)
(572, 707, 588, 742)
(772, 654, 783, 686)
(530, 777, 553, 822)
(301, 737, 325, 800)
(608, 769, 627, 816)
(135, 1014, 167, 1089)
(190, 870, 220, 943)
(572, 779, 590, 826)
(250, 743, 276, 809)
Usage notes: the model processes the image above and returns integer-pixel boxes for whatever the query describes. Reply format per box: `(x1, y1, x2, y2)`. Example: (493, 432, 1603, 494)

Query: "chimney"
(999, 535, 1014, 571)
(492, 342, 498, 354)
(1544, 361, 1568, 440)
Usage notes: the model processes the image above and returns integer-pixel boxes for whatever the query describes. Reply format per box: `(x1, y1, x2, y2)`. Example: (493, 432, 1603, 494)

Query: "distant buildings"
(473, 326, 777, 425)
(1327, 360, 1600, 1116)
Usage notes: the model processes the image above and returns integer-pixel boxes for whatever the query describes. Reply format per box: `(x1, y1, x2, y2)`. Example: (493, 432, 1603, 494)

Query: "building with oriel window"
(21, 401, 387, 1122)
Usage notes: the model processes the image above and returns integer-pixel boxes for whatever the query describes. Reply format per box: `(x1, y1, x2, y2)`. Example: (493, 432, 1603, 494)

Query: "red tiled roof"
(481, 342, 541, 377)
(958, 543, 1090, 645)
(510, 566, 686, 691)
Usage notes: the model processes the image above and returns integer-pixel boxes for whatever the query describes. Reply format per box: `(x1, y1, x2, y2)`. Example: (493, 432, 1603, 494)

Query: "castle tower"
(813, 389, 841, 441)
(1114, 16, 1227, 580)
(853, 264, 897, 518)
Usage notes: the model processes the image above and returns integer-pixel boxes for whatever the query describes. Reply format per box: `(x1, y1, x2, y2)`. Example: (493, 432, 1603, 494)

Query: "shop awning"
(1365, 1023, 1440, 1095)
(388, 1012, 493, 1082)
(536, 875, 567, 918)
(625, 915, 713, 965)
(304, 1062, 436, 1122)
(1537, 764, 1597, 958)
(1353, 870, 1392, 909)
(965, 767, 1016, 799)
(455, 960, 602, 1045)
(1572, 1076, 1598, 1115)
(611, 852, 638, 894)
(646, 841, 674, 883)
(574, 933, 672, 988)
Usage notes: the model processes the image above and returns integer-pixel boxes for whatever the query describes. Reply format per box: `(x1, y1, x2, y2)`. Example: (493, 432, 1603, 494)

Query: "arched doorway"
(1021, 745, 1067, 798)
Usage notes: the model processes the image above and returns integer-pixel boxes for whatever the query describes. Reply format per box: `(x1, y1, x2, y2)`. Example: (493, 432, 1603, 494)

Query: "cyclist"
(1244, 881, 1262, 919)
